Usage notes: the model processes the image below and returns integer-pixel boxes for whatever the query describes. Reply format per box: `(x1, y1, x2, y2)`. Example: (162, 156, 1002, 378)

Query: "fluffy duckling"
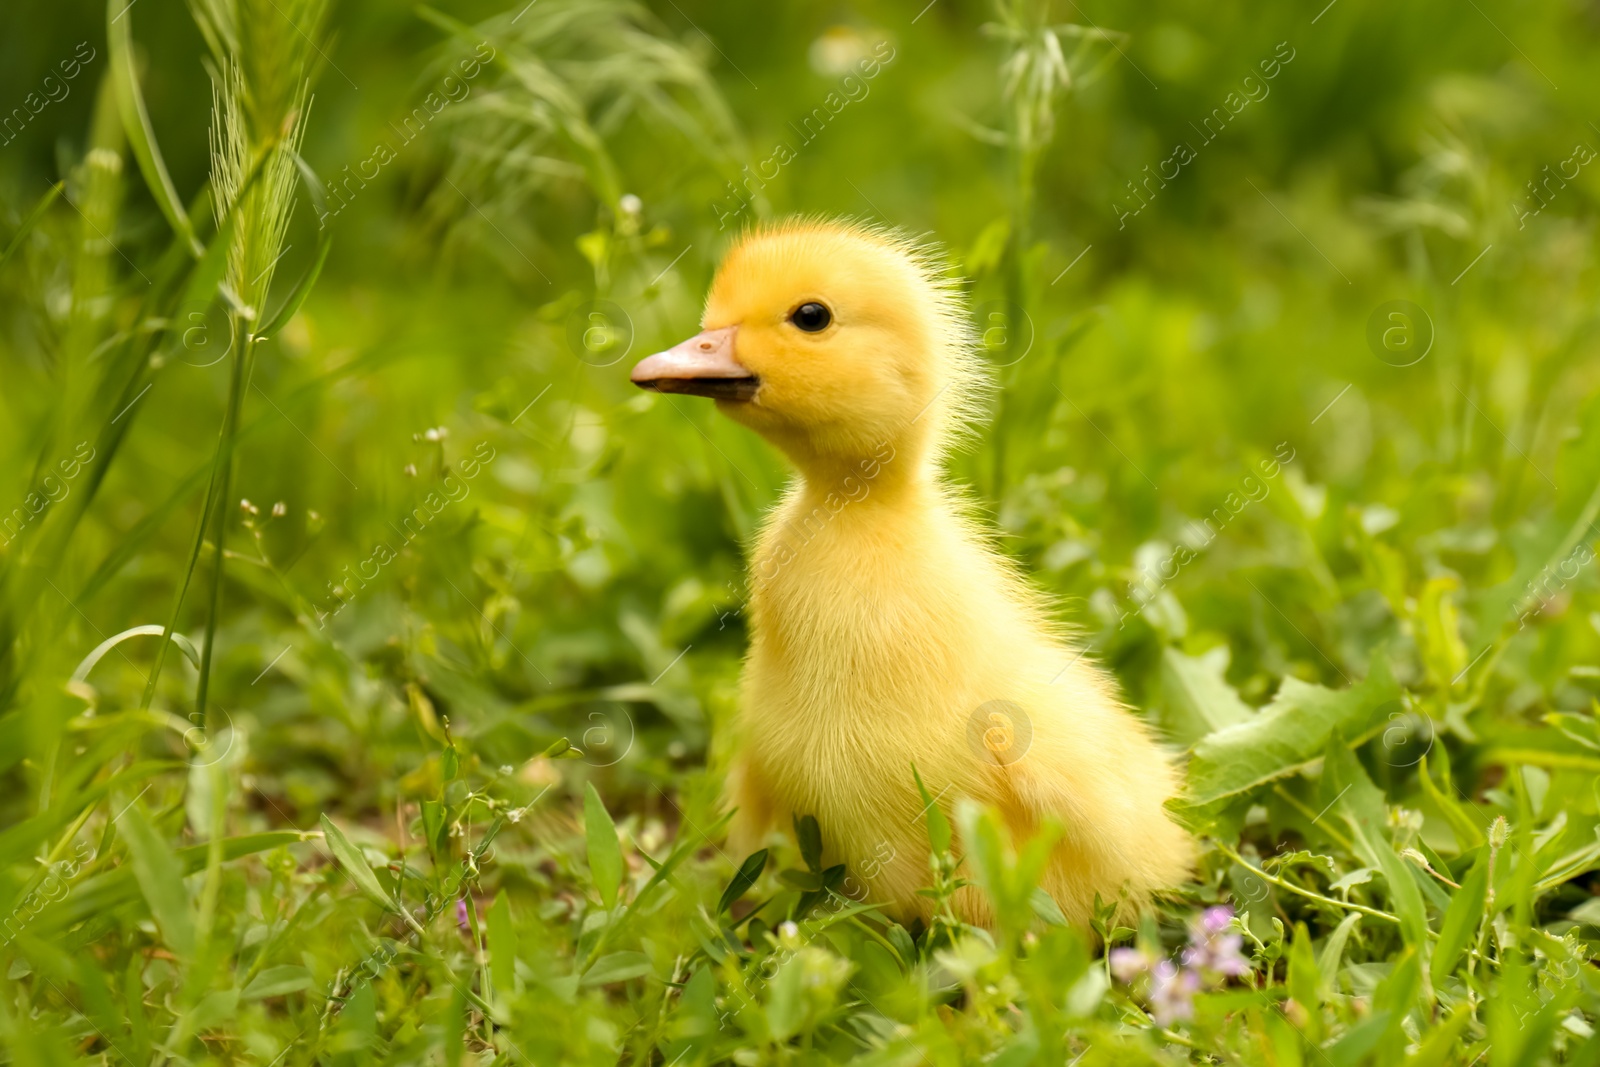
(631, 219, 1192, 927)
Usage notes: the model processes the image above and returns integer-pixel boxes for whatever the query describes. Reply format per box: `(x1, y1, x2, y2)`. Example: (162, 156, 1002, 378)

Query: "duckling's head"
(631, 220, 984, 481)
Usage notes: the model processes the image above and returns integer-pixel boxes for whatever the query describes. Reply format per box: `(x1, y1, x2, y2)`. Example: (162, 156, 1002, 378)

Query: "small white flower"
(619, 193, 642, 215)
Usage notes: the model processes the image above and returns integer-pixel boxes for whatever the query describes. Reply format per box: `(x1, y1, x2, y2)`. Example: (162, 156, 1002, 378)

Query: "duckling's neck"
(777, 413, 944, 500)
(789, 438, 931, 512)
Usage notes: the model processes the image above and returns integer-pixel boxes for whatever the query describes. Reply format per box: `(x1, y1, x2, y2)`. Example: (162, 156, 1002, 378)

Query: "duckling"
(631, 219, 1193, 927)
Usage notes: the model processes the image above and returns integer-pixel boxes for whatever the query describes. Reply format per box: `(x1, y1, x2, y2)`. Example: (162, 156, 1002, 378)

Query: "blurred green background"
(2, 0, 1598, 1062)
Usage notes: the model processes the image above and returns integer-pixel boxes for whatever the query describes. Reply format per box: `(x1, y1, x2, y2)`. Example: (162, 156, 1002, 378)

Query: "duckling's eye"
(789, 302, 832, 333)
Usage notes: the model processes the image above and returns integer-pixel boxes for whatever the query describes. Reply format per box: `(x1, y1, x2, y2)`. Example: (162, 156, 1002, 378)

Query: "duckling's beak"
(630, 325, 759, 402)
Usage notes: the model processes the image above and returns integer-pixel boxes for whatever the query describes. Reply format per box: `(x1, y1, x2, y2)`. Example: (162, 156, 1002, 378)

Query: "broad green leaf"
(1160, 644, 1253, 746)
(117, 802, 195, 959)
(1327, 1012, 1393, 1067)
(584, 783, 624, 908)
(579, 951, 651, 986)
(1431, 845, 1488, 986)
(718, 849, 768, 914)
(1417, 753, 1485, 851)
(242, 966, 312, 999)
(184, 988, 239, 1034)
(1317, 912, 1361, 991)
(320, 814, 397, 913)
(1402, 1006, 1473, 1067)
(1179, 653, 1399, 814)
(487, 892, 516, 997)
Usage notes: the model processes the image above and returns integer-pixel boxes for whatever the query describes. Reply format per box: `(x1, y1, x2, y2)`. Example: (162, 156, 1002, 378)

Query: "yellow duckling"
(631, 219, 1192, 927)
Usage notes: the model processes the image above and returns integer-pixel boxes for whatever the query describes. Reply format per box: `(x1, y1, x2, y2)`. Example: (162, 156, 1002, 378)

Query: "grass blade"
(584, 783, 623, 909)
(256, 229, 330, 339)
(117, 800, 196, 960)
(0, 181, 63, 274)
(107, 0, 199, 255)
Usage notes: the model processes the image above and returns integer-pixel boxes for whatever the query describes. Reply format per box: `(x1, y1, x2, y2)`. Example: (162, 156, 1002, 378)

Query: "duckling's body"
(632, 220, 1192, 926)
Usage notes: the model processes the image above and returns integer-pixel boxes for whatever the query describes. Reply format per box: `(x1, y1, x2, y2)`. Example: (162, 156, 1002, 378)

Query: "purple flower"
(1148, 960, 1200, 1026)
(456, 898, 470, 931)
(1109, 947, 1152, 983)
(1183, 905, 1250, 977)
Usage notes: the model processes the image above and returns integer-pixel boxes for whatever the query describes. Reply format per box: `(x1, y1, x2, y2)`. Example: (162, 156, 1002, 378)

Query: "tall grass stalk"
(983, 0, 1123, 496)
(142, 0, 325, 724)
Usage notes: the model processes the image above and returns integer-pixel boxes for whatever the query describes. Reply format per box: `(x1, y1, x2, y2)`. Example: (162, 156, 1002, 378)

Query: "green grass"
(1, 0, 1599, 1063)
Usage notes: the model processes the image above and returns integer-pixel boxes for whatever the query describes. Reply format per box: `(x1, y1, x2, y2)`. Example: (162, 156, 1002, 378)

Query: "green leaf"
(779, 868, 823, 892)
(1285, 921, 1323, 1042)
(1179, 653, 1399, 815)
(1403, 1006, 1474, 1067)
(765, 954, 805, 1040)
(0, 181, 62, 274)
(242, 966, 313, 1000)
(1317, 912, 1361, 990)
(954, 799, 1010, 908)
(542, 737, 582, 759)
(1417, 753, 1485, 851)
(1326, 742, 1432, 999)
(117, 801, 195, 960)
(911, 763, 952, 855)
(70, 624, 200, 685)
(320, 814, 397, 913)
(421, 800, 446, 857)
(444, 980, 467, 1067)
(1030, 886, 1067, 926)
(255, 229, 331, 338)
(1326, 1010, 1393, 1067)
(184, 988, 239, 1035)
(1431, 846, 1489, 986)
(718, 849, 768, 914)
(584, 783, 624, 908)
(107, 0, 199, 254)
(42, 831, 306, 933)
(1160, 644, 1253, 746)
(794, 813, 823, 872)
(579, 951, 651, 986)
(487, 891, 516, 997)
